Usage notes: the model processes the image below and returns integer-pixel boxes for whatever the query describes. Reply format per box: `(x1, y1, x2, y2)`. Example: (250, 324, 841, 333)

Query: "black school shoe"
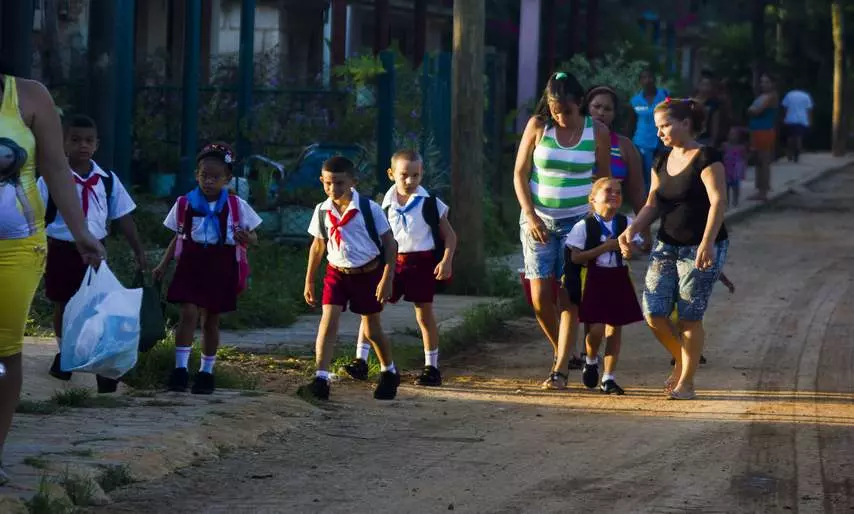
(568, 356, 584, 370)
(582, 362, 600, 389)
(600, 379, 625, 395)
(49, 353, 72, 381)
(297, 377, 330, 401)
(96, 375, 119, 394)
(414, 366, 442, 387)
(343, 358, 369, 381)
(168, 367, 190, 392)
(373, 371, 401, 400)
(191, 372, 216, 395)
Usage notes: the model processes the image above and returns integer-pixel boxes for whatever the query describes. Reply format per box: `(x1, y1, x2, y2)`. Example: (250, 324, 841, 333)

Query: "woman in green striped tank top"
(513, 72, 612, 390)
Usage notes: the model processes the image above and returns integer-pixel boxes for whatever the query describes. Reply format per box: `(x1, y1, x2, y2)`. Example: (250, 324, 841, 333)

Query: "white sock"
(175, 347, 191, 369)
(380, 362, 397, 374)
(356, 341, 372, 362)
(602, 373, 616, 383)
(585, 355, 598, 365)
(200, 355, 216, 374)
(425, 349, 439, 368)
(316, 369, 330, 381)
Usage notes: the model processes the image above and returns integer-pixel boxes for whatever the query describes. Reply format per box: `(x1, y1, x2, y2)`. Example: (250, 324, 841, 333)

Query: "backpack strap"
(44, 170, 114, 226)
(359, 195, 384, 259)
(227, 194, 241, 236)
(422, 195, 445, 262)
(583, 215, 601, 252)
(174, 196, 189, 259)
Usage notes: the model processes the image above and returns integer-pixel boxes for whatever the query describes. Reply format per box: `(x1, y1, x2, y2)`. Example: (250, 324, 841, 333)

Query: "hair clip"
(554, 72, 567, 80)
(665, 97, 672, 103)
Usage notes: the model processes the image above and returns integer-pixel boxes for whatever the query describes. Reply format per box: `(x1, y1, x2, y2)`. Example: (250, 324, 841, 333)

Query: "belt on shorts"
(331, 258, 380, 275)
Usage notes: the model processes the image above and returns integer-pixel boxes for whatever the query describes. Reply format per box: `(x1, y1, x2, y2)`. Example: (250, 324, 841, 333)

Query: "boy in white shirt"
(38, 114, 145, 393)
(301, 156, 400, 401)
(345, 149, 457, 387)
(781, 88, 814, 163)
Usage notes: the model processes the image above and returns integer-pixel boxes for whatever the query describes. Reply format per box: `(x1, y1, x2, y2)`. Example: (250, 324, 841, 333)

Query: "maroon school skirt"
(167, 240, 238, 314)
(390, 251, 436, 304)
(579, 264, 644, 326)
(45, 237, 89, 303)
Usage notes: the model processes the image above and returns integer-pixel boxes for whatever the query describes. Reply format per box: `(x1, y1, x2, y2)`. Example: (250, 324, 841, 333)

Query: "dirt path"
(94, 168, 854, 513)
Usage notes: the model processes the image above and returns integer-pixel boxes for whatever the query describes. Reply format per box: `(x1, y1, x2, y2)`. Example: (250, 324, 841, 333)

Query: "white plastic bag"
(61, 263, 142, 379)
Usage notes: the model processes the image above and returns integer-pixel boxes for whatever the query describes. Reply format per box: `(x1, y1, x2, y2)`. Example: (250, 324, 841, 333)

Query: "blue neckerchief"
(593, 213, 617, 265)
(395, 196, 423, 230)
(187, 187, 228, 245)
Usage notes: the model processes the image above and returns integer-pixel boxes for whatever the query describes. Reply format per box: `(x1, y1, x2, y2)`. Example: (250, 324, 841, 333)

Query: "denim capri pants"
(520, 213, 585, 283)
(642, 239, 729, 321)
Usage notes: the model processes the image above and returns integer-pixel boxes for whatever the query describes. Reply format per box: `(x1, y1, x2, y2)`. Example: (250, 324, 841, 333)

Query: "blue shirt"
(631, 88, 669, 150)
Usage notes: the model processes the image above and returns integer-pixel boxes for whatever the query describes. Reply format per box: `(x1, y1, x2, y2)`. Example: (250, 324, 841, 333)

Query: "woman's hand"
(74, 231, 106, 267)
(618, 230, 634, 255)
(525, 212, 549, 244)
(695, 241, 715, 270)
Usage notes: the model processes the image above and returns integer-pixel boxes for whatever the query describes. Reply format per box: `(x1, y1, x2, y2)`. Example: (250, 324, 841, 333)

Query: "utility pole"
(831, 0, 846, 156)
(451, 0, 485, 291)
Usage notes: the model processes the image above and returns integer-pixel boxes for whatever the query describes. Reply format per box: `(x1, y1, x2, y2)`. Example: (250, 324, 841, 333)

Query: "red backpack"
(175, 194, 251, 295)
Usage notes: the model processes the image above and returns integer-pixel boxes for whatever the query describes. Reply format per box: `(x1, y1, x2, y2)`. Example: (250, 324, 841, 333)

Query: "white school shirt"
(565, 215, 643, 268)
(782, 89, 814, 126)
(164, 194, 262, 245)
(37, 161, 136, 241)
(307, 189, 391, 269)
(381, 185, 449, 254)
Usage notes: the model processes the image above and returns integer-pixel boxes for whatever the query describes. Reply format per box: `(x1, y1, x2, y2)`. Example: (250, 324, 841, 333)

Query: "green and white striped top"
(530, 116, 596, 220)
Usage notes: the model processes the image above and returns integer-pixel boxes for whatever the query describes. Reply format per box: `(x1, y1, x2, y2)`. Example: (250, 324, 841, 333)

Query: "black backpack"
(318, 195, 384, 263)
(383, 195, 445, 263)
(44, 171, 115, 226)
(563, 213, 628, 302)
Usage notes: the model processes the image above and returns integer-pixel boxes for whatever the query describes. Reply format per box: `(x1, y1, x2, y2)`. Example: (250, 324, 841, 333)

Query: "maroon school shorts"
(390, 251, 436, 304)
(44, 237, 89, 303)
(322, 261, 384, 315)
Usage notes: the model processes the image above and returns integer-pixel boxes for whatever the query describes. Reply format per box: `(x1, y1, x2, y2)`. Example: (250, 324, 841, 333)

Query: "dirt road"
(97, 168, 854, 514)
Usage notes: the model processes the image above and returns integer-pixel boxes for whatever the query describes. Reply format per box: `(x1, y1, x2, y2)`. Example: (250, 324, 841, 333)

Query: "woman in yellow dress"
(0, 70, 105, 484)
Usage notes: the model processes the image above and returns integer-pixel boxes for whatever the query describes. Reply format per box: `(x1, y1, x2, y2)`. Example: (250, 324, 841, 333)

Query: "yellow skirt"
(0, 234, 46, 357)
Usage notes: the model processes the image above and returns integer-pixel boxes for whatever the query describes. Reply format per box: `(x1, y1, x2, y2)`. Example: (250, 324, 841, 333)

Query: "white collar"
(71, 160, 110, 181)
(381, 185, 429, 208)
(321, 188, 362, 214)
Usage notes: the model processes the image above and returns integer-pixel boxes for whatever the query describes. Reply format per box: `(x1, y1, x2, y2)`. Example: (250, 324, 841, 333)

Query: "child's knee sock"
(356, 335, 371, 362)
(380, 362, 397, 374)
(425, 349, 439, 368)
(200, 354, 216, 374)
(175, 346, 191, 369)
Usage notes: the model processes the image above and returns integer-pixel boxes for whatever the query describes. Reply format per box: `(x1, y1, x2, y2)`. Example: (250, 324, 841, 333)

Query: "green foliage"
(96, 464, 135, 493)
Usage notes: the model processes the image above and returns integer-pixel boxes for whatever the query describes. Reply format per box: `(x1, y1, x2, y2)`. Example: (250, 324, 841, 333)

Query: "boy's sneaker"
(373, 371, 400, 400)
(298, 377, 330, 401)
(168, 368, 189, 392)
(568, 356, 584, 370)
(541, 371, 568, 390)
(49, 353, 72, 381)
(343, 358, 369, 381)
(96, 375, 119, 394)
(600, 379, 625, 395)
(414, 366, 442, 387)
(582, 362, 599, 389)
(191, 372, 215, 395)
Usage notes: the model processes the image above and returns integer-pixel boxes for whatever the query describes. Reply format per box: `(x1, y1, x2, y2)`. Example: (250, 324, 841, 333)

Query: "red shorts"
(322, 262, 384, 315)
(44, 237, 89, 303)
(390, 251, 436, 304)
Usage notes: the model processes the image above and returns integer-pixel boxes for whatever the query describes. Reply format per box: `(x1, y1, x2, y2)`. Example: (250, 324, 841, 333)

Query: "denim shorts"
(642, 239, 729, 321)
(520, 213, 584, 281)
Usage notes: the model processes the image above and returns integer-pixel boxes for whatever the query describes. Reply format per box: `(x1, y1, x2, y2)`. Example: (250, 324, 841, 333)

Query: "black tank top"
(654, 146, 728, 246)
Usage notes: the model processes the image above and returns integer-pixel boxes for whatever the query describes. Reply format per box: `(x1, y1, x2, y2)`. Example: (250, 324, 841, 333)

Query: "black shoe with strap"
(374, 371, 400, 400)
(49, 353, 72, 381)
(600, 379, 625, 395)
(414, 366, 442, 387)
(191, 371, 216, 395)
(582, 362, 600, 389)
(343, 358, 369, 381)
(168, 367, 189, 392)
(298, 377, 330, 401)
(96, 375, 119, 394)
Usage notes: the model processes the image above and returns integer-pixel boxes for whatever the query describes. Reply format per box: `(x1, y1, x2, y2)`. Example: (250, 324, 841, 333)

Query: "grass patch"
(57, 468, 96, 507)
(23, 456, 50, 469)
(444, 262, 520, 297)
(238, 390, 266, 397)
(141, 399, 186, 407)
(25, 475, 74, 514)
(122, 333, 259, 390)
(51, 388, 130, 409)
(16, 400, 64, 415)
(96, 464, 134, 493)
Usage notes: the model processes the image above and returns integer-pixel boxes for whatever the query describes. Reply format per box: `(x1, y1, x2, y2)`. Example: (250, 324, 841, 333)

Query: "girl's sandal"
(664, 374, 678, 392)
(669, 388, 696, 400)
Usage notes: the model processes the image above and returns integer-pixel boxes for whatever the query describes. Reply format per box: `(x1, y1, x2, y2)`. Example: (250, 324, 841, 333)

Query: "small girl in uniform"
(565, 177, 644, 394)
(722, 127, 748, 207)
(153, 143, 261, 394)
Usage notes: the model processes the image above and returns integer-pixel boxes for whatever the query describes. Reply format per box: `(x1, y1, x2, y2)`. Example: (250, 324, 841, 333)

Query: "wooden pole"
(451, 0, 485, 290)
(831, 0, 846, 156)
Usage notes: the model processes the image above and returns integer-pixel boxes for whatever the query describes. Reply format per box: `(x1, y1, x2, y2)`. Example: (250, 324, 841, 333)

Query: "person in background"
(629, 68, 669, 191)
(694, 69, 722, 148)
(781, 86, 813, 163)
(747, 72, 780, 202)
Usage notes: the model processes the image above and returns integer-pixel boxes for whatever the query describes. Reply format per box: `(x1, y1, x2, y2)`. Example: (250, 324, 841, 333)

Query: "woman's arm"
(624, 170, 662, 238)
(699, 162, 727, 246)
(619, 136, 646, 214)
(747, 94, 772, 116)
(593, 120, 611, 179)
(513, 117, 549, 243)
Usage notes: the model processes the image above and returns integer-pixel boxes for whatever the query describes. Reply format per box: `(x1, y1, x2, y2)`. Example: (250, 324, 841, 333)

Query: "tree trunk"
(1, 1, 35, 77)
(831, 0, 846, 156)
(88, 0, 117, 169)
(41, 0, 65, 86)
(451, 0, 485, 291)
(751, 0, 767, 91)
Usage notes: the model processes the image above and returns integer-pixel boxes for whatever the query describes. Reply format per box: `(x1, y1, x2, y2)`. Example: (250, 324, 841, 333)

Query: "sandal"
(669, 388, 696, 400)
(541, 371, 568, 390)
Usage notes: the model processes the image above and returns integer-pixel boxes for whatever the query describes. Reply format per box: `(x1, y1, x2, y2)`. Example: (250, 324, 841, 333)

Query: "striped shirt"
(530, 116, 596, 220)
